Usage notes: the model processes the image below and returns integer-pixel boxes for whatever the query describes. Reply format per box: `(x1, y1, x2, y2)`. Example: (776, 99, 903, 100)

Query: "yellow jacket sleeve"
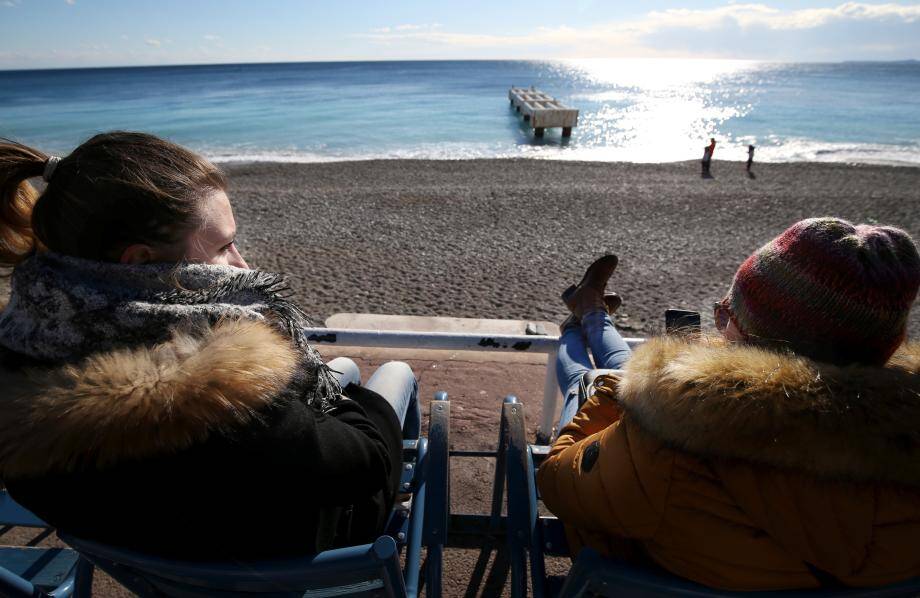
(536, 375, 673, 542)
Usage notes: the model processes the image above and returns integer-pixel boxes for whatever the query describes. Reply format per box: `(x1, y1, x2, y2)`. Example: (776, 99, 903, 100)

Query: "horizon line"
(2, 56, 919, 74)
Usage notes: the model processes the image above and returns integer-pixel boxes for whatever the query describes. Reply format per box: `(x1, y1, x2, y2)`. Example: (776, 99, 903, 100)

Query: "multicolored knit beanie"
(725, 217, 920, 365)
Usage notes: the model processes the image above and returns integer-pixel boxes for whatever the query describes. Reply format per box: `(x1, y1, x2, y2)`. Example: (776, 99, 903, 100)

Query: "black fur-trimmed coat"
(0, 319, 403, 559)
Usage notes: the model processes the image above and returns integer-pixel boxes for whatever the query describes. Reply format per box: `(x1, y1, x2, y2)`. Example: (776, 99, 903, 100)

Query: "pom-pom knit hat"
(725, 217, 920, 365)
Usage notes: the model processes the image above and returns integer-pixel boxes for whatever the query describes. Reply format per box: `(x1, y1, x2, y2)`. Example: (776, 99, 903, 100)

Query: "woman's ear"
(119, 244, 155, 264)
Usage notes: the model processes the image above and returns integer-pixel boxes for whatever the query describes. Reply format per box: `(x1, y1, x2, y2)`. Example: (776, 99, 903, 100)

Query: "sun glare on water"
(529, 58, 764, 162)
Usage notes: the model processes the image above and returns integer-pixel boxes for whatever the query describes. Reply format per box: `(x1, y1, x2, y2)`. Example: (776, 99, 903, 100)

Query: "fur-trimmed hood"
(617, 336, 920, 486)
(0, 319, 300, 478)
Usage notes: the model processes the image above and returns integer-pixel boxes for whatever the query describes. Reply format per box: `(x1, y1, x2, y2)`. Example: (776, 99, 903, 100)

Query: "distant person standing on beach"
(0, 132, 418, 560)
(701, 145, 712, 175)
(701, 137, 716, 175)
(747, 144, 755, 172)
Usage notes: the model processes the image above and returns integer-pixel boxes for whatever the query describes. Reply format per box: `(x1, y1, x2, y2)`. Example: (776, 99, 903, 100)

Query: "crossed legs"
(555, 310, 632, 431)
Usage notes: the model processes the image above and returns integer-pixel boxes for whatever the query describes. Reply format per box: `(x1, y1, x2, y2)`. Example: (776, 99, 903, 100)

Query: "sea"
(1, 59, 919, 165)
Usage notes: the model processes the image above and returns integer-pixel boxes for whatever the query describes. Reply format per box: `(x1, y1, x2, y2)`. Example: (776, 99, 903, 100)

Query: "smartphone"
(665, 309, 701, 336)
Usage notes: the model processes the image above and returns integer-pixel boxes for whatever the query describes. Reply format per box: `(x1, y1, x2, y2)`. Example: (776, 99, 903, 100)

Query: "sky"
(1, 1, 920, 69)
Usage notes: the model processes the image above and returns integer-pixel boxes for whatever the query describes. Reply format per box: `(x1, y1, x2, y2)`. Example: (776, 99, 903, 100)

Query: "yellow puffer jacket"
(537, 337, 920, 591)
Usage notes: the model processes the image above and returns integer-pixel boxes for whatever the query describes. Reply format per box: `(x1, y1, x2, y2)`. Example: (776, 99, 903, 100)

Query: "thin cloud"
(65, 0, 76, 5)
(394, 23, 443, 31)
(203, 34, 221, 41)
(2, 0, 21, 7)
(370, 23, 444, 34)
(145, 38, 162, 47)
(642, 3, 920, 31)
(357, 2, 920, 57)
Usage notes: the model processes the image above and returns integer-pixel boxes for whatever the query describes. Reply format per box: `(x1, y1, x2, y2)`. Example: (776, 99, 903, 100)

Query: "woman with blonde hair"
(0, 131, 418, 559)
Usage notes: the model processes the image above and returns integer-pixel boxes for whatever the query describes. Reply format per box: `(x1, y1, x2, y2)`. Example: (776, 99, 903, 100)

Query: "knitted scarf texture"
(0, 252, 341, 409)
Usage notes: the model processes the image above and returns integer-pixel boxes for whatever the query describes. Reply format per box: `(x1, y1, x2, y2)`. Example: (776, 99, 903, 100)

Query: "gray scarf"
(0, 252, 341, 409)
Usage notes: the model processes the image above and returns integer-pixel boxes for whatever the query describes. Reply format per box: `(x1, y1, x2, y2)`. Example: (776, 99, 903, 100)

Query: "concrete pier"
(508, 87, 578, 137)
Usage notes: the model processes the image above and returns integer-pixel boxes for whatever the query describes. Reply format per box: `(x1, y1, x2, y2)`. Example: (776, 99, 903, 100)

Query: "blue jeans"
(556, 310, 632, 432)
(327, 357, 421, 440)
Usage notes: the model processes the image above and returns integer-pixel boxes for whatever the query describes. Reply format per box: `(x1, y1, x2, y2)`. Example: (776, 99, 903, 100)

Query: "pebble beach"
(225, 158, 920, 338)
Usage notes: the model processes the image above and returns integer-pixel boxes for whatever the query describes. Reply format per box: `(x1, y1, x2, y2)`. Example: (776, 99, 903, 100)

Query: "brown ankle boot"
(560, 312, 581, 334)
(561, 255, 619, 318)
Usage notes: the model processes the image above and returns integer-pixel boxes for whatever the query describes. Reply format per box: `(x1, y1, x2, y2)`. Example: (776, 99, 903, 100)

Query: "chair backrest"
(60, 532, 407, 598)
(560, 548, 920, 598)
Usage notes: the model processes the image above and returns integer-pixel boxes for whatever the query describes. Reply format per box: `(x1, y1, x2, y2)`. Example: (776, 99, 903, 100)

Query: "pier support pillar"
(523, 114, 530, 122)
(516, 106, 520, 113)
(534, 127, 544, 137)
(562, 127, 572, 137)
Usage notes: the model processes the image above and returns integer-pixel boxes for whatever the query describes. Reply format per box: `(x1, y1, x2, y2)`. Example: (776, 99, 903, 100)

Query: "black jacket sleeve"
(256, 380, 404, 547)
(254, 379, 403, 507)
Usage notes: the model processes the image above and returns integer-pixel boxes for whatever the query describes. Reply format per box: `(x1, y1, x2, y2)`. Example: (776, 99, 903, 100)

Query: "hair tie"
(42, 156, 61, 182)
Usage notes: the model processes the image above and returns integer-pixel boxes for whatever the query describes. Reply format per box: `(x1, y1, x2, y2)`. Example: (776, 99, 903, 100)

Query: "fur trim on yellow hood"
(0, 319, 299, 477)
(617, 336, 920, 486)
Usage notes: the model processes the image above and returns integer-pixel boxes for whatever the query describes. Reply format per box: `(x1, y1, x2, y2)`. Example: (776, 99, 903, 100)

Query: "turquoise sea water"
(1, 59, 919, 165)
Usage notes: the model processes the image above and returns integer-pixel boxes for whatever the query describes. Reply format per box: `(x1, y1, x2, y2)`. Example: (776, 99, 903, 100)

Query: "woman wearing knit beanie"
(539, 217, 920, 590)
(719, 217, 919, 366)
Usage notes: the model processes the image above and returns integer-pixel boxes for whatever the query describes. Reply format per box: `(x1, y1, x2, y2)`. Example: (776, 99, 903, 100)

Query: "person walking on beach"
(538, 218, 920, 590)
(701, 137, 716, 176)
(747, 144, 755, 172)
(0, 132, 419, 559)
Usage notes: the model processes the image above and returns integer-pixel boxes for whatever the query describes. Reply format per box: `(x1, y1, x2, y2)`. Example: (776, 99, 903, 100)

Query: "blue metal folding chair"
(0, 490, 94, 598)
(51, 392, 451, 598)
(60, 533, 407, 597)
(557, 547, 920, 598)
(500, 380, 920, 598)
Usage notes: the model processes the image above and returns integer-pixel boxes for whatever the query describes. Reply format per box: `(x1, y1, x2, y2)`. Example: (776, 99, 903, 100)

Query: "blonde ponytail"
(0, 140, 46, 268)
